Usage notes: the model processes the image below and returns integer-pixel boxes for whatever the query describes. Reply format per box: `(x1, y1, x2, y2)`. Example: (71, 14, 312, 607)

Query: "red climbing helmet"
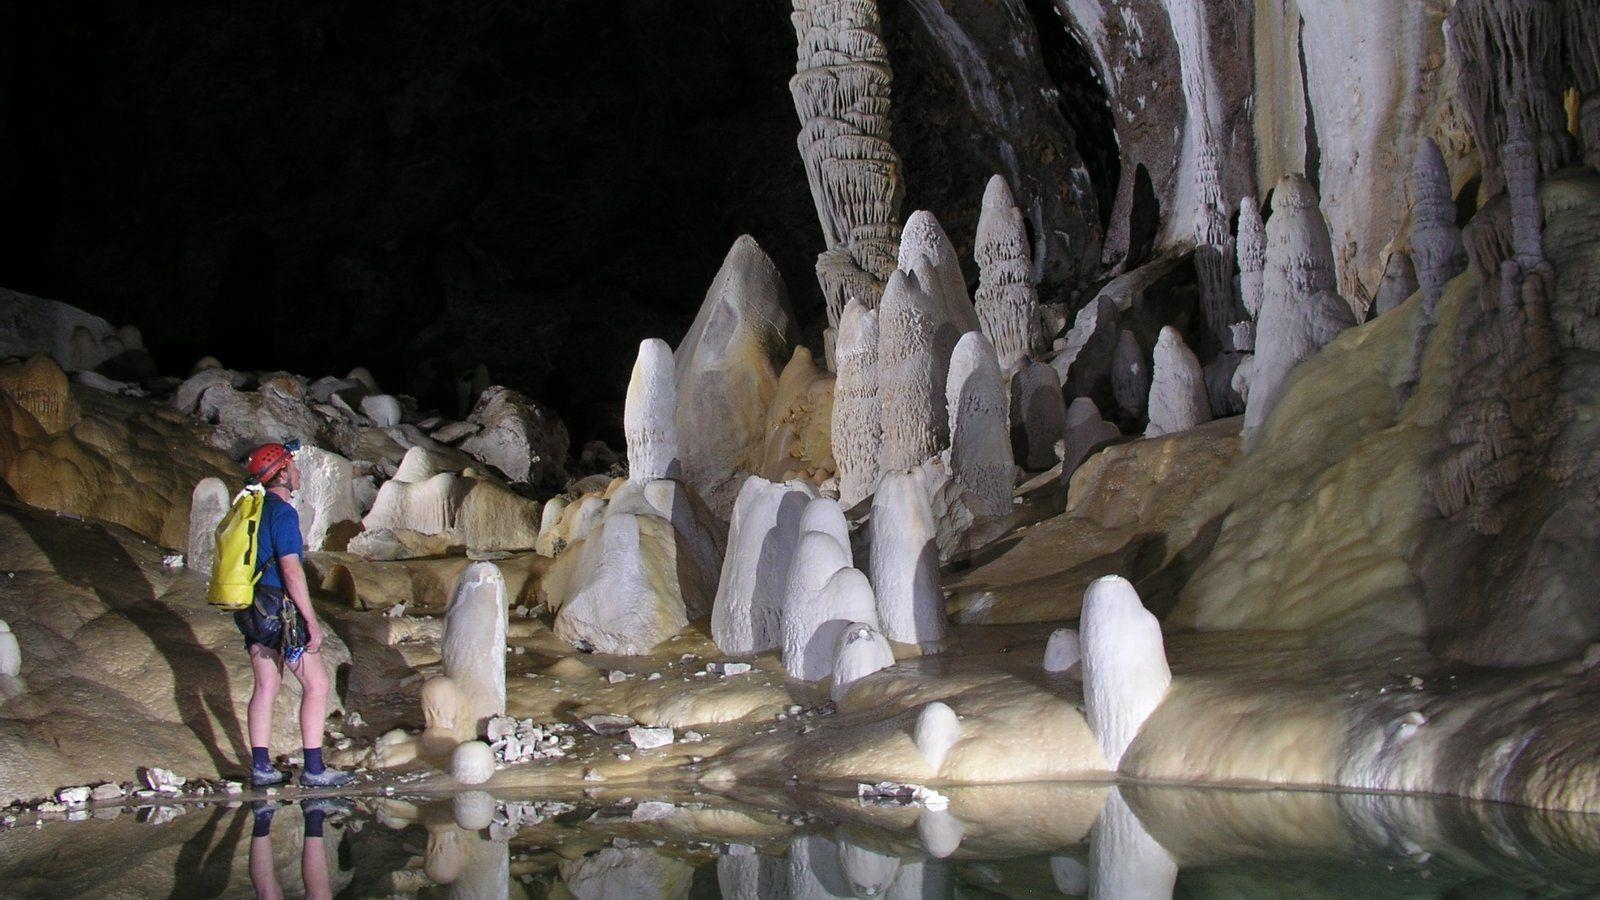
(246, 441, 294, 484)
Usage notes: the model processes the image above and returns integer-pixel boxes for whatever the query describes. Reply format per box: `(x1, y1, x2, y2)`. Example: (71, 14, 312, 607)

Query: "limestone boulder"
(458, 385, 568, 487)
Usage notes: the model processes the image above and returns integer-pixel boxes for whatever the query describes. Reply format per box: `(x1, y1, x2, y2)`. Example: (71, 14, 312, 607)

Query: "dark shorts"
(234, 585, 305, 657)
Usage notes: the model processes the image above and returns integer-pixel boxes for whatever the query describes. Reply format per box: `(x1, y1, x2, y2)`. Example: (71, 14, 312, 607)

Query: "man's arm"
(277, 553, 324, 654)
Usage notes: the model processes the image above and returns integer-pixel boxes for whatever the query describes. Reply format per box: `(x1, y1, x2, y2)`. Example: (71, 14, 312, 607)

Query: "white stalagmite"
(1241, 175, 1357, 444)
(914, 701, 961, 771)
(1010, 360, 1068, 471)
(1236, 196, 1266, 321)
(362, 472, 467, 536)
(441, 562, 508, 737)
(553, 511, 691, 655)
(289, 445, 359, 551)
(797, 496, 851, 562)
(1088, 787, 1179, 899)
(535, 496, 568, 557)
(831, 620, 895, 702)
(186, 477, 230, 574)
(1080, 575, 1171, 770)
(974, 174, 1045, 370)
(878, 269, 944, 470)
(711, 477, 817, 655)
(1144, 327, 1209, 437)
(781, 539, 878, 681)
(832, 299, 883, 508)
(624, 338, 678, 482)
(0, 620, 19, 677)
(1043, 627, 1081, 673)
(449, 741, 495, 785)
(946, 331, 1014, 517)
(899, 210, 980, 338)
(868, 468, 945, 648)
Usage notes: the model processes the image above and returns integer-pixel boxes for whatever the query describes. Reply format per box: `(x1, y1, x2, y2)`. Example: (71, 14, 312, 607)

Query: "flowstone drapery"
(974, 175, 1045, 371)
(1446, 0, 1572, 195)
(789, 0, 904, 325)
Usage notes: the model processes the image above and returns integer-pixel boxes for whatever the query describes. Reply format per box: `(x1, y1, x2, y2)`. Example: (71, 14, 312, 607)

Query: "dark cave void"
(0, 0, 818, 444)
(1022, 0, 1120, 233)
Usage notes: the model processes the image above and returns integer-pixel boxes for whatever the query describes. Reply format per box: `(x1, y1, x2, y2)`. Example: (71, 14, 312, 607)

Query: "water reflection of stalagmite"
(717, 848, 788, 900)
(837, 835, 900, 895)
(1089, 788, 1177, 900)
(561, 846, 693, 900)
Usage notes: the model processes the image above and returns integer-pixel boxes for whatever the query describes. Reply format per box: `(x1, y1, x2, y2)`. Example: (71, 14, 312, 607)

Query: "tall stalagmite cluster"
(789, 0, 904, 330)
(973, 175, 1045, 372)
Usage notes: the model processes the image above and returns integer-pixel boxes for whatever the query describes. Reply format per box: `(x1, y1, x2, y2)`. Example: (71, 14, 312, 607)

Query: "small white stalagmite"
(831, 621, 895, 702)
(947, 331, 1014, 517)
(869, 468, 946, 649)
(0, 620, 19, 677)
(1144, 327, 1209, 437)
(1080, 575, 1170, 770)
(1043, 628, 1081, 673)
(441, 561, 508, 738)
(624, 338, 678, 482)
(186, 477, 230, 574)
(712, 477, 817, 655)
(914, 701, 961, 772)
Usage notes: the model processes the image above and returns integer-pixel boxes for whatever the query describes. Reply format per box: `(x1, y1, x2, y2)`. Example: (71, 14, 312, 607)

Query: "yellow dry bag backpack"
(206, 484, 266, 611)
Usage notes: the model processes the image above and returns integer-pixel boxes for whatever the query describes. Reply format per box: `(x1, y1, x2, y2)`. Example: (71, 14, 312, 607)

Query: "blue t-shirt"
(256, 495, 304, 590)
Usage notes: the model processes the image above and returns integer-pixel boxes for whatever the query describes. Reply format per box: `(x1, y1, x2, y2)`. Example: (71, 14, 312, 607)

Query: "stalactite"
(791, 0, 905, 315)
(973, 175, 1045, 371)
(1446, 0, 1573, 195)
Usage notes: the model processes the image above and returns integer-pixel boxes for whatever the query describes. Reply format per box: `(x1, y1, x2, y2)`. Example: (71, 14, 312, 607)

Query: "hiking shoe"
(251, 766, 287, 788)
(298, 767, 356, 788)
(299, 796, 354, 817)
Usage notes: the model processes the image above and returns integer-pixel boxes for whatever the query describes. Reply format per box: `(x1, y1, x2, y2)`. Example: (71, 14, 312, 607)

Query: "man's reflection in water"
(248, 798, 352, 900)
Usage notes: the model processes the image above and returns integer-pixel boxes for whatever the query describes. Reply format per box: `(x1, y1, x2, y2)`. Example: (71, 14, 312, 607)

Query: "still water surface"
(3, 782, 1598, 897)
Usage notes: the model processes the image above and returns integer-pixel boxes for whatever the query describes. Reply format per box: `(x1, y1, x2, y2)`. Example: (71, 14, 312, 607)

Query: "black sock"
(303, 747, 324, 775)
(252, 747, 271, 771)
(304, 809, 325, 838)
(252, 807, 275, 837)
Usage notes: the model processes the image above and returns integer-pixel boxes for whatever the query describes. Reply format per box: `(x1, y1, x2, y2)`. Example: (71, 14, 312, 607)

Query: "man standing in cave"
(238, 441, 356, 789)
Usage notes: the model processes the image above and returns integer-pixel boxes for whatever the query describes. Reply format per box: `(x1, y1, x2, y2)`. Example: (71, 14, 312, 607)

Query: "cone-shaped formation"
(790, 0, 904, 314)
(1504, 108, 1545, 273)
(913, 701, 961, 771)
(868, 468, 945, 648)
(900, 210, 978, 337)
(0, 619, 19, 677)
(1110, 330, 1149, 419)
(1193, 149, 1240, 351)
(712, 477, 818, 655)
(831, 620, 894, 701)
(1058, 397, 1120, 479)
(1009, 360, 1068, 471)
(1242, 175, 1357, 443)
(1089, 787, 1180, 898)
(946, 331, 1013, 516)
(1080, 575, 1170, 769)
(1372, 250, 1419, 318)
(1398, 138, 1468, 402)
(1145, 327, 1210, 437)
(974, 175, 1045, 370)
(781, 530, 878, 681)
(624, 339, 679, 483)
(831, 299, 883, 507)
(1236, 196, 1266, 321)
(878, 269, 944, 471)
(674, 236, 800, 515)
(1411, 139, 1467, 308)
(442, 562, 508, 738)
(1043, 627, 1081, 673)
(552, 512, 691, 655)
(1446, 0, 1572, 195)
